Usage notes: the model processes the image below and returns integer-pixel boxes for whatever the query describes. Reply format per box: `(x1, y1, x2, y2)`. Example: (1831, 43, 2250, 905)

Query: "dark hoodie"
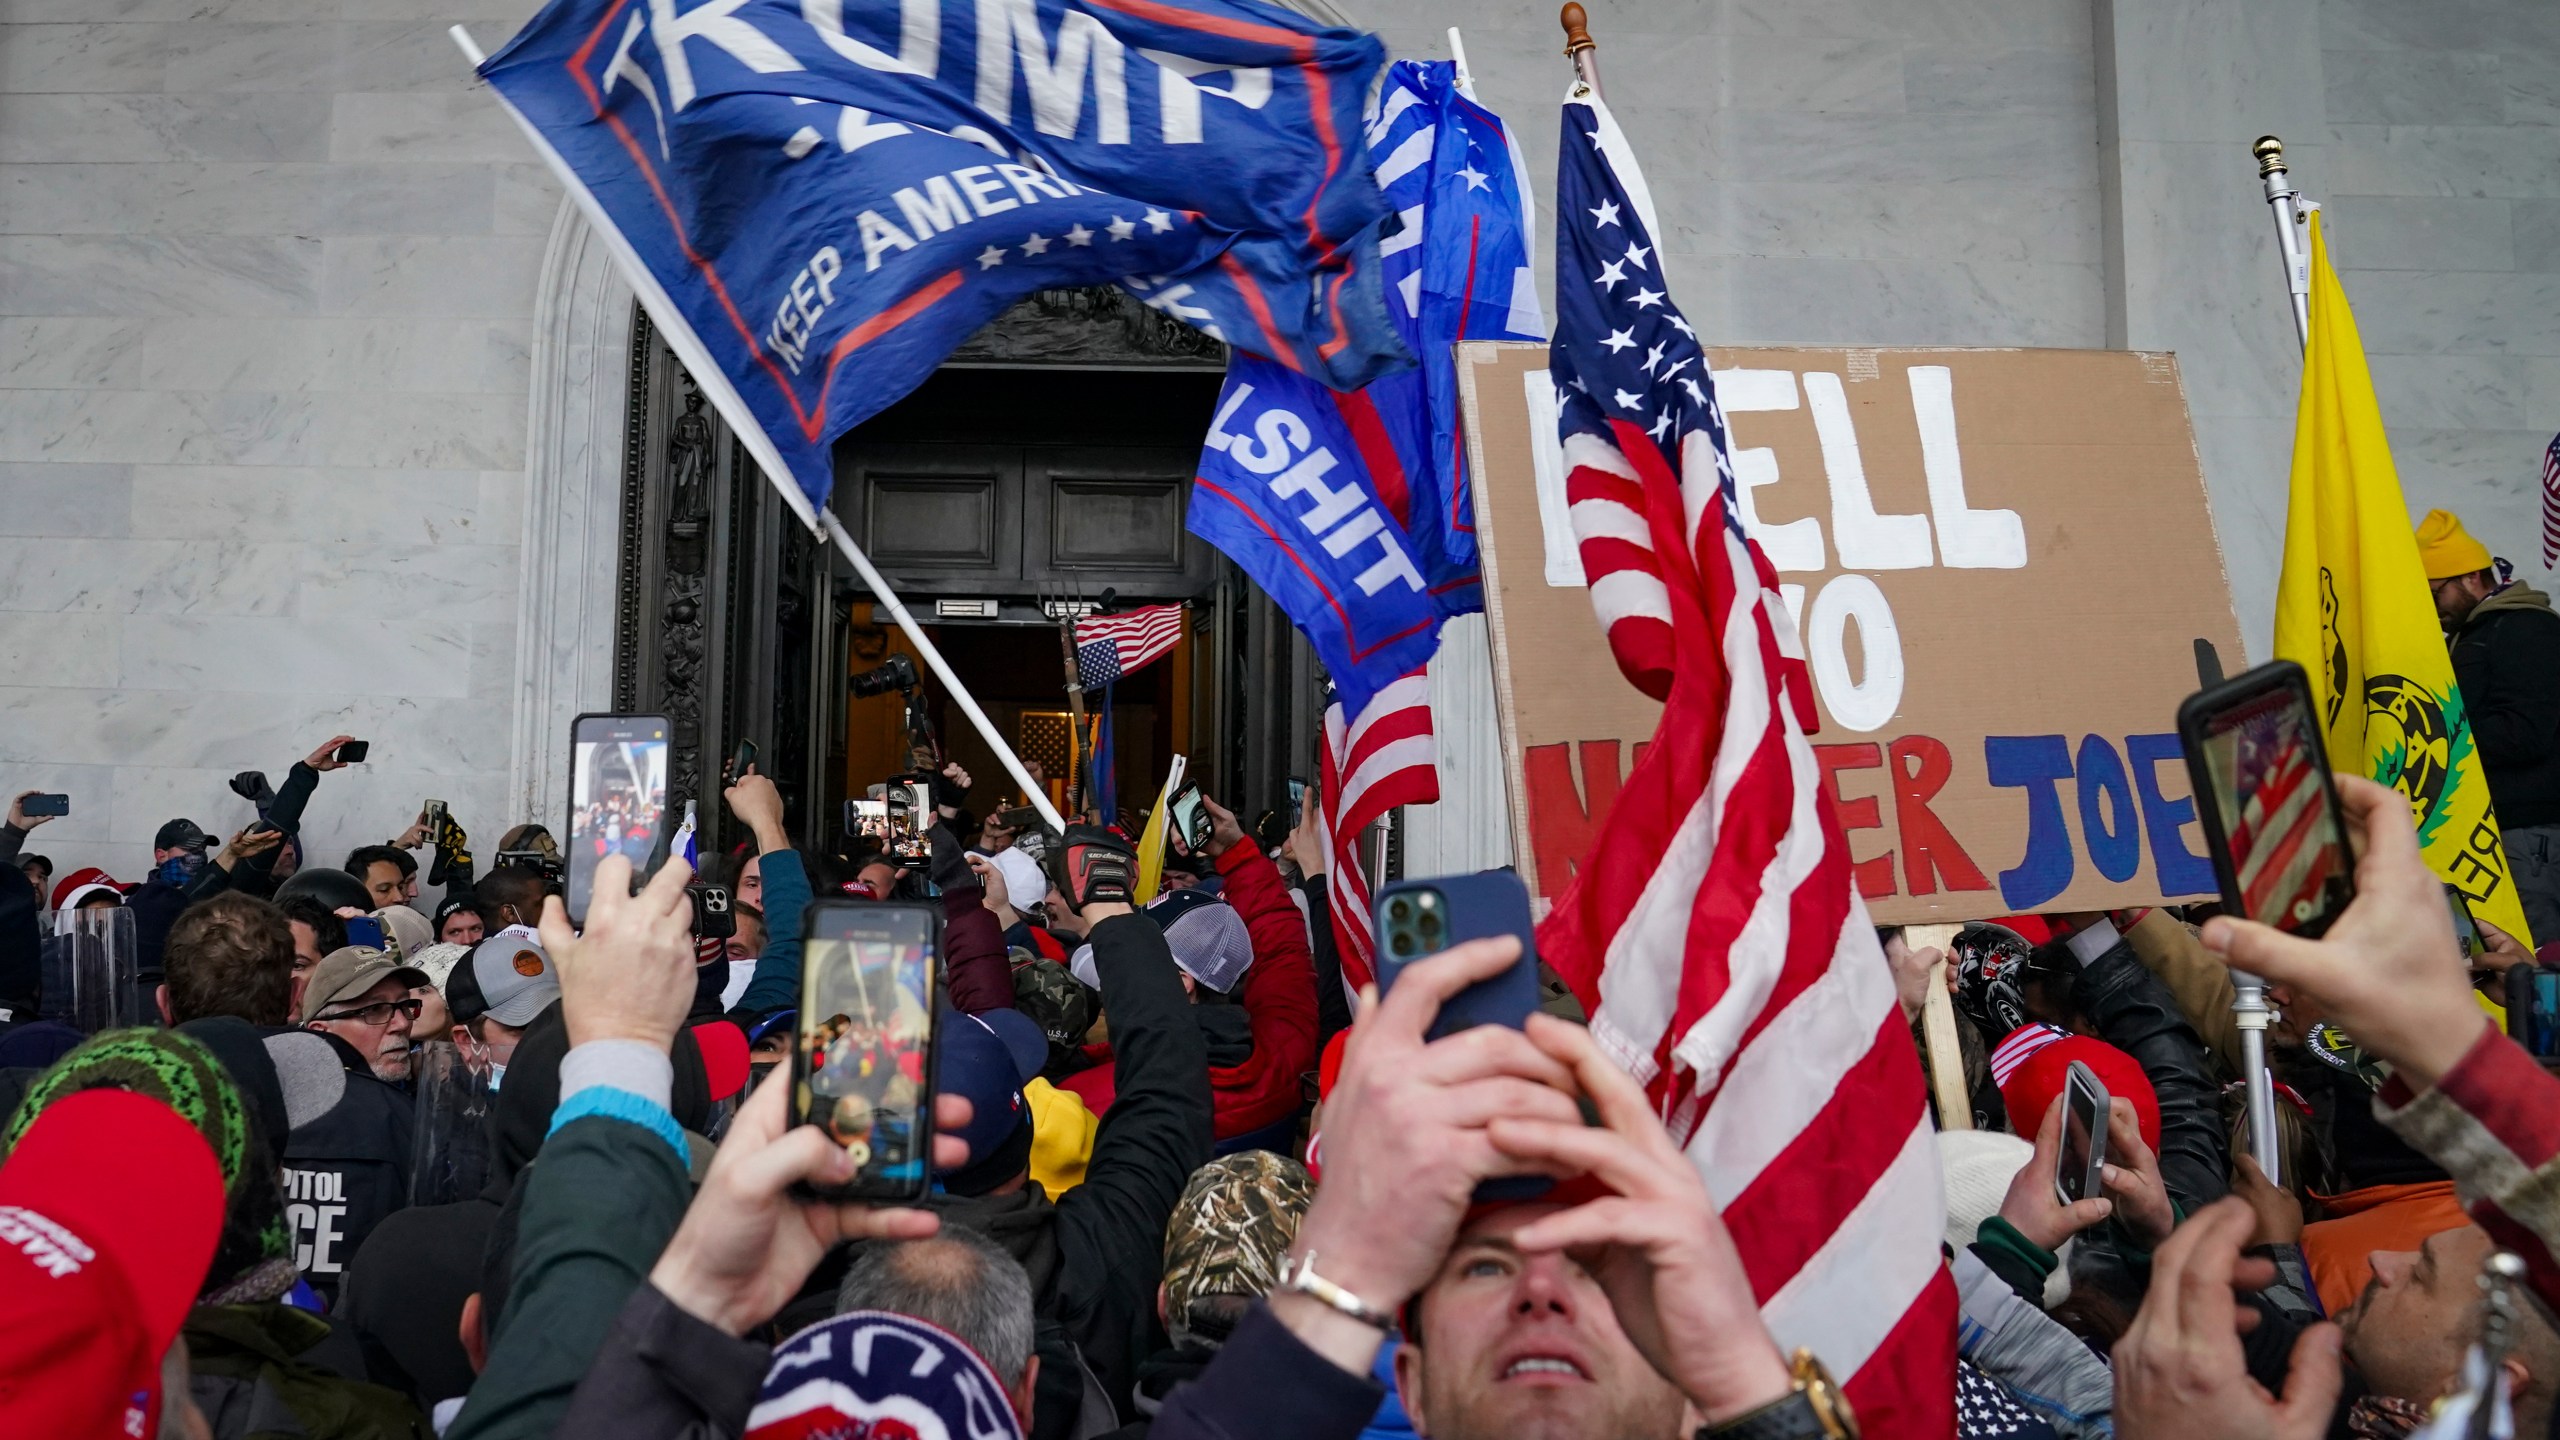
(2452, 580, 2560, 829)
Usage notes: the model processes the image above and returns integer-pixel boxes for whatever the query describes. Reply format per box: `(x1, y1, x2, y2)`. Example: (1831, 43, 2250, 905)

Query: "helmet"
(1948, 921, 2036, 1043)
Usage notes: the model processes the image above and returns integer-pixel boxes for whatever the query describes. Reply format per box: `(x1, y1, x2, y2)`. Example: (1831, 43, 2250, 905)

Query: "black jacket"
(1148, 1304, 1380, 1440)
(894, 912, 1212, 1432)
(2451, 583, 2560, 829)
(555, 1282, 768, 1440)
(282, 1033, 417, 1307)
(2072, 935, 2227, 1215)
(188, 760, 324, 904)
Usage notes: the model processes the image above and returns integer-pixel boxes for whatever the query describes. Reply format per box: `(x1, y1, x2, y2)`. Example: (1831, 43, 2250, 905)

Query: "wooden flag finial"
(1560, 3, 1594, 57)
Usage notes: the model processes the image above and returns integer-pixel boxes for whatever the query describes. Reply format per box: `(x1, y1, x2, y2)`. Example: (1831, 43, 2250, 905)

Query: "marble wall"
(1, 0, 2552, 885)
(0, 0, 559, 886)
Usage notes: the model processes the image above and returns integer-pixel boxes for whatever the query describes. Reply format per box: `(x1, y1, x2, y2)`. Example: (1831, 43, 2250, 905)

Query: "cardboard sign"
(1458, 342, 2246, 925)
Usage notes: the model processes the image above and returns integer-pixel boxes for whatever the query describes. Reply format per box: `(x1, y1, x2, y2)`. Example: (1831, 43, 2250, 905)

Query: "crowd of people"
(5, 507, 2560, 1440)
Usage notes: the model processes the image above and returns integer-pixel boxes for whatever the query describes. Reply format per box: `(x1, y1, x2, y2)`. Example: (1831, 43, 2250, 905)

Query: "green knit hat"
(3, 1027, 294, 1302)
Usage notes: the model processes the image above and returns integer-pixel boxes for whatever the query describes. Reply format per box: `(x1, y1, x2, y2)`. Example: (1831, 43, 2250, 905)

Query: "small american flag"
(1073, 604, 1185, 690)
(1538, 84, 1953, 1433)
(2541, 432, 2559, 569)
(1316, 672, 1437, 992)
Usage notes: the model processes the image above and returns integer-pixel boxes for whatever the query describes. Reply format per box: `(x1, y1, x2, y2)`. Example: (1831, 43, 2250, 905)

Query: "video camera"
(849, 653, 937, 761)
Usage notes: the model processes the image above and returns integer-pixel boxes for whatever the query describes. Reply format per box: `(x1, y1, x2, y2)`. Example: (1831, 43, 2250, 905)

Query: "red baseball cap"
(690, 1020, 751, 1103)
(1996, 1030, 2161, 1153)
(0, 1089, 226, 1438)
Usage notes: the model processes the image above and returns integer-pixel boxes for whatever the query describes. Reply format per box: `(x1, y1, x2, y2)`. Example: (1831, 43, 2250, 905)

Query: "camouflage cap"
(1010, 955, 1096, 1073)
(1160, 1151, 1313, 1348)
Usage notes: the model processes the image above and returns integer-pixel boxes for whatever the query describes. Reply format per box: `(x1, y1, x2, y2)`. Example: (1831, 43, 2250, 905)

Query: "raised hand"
(2201, 774, 2487, 1090)
(539, 852, 698, 1051)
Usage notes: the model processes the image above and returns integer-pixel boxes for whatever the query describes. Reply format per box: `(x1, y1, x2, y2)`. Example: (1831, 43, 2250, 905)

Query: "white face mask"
(488, 1061, 506, 1092)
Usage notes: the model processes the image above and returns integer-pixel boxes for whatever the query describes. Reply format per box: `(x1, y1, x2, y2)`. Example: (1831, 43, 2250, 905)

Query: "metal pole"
(819, 512, 1067, 833)
(2254, 136, 2312, 351)
(1560, 4, 1602, 98)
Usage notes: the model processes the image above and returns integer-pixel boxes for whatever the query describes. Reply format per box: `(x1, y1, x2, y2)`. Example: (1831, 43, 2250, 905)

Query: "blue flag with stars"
(480, 0, 1408, 525)
(1187, 59, 1542, 716)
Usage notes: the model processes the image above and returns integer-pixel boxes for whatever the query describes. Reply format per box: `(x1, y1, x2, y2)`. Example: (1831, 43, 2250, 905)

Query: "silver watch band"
(1279, 1252, 1399, 1333)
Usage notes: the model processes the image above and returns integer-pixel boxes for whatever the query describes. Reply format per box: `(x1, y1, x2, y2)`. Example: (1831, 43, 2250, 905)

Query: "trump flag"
(479, 0, 1409, 525)
(1188, 59, 1541, 715)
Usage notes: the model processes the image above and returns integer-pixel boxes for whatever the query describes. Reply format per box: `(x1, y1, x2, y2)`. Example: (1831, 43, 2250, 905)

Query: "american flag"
(1073, 604, 1185, 690)
(2228, 707, 2341, 925)
(1316, 672, 1437, 991)
(2542, 431, 2559, 569)
(1536, 87, 1954, 1433)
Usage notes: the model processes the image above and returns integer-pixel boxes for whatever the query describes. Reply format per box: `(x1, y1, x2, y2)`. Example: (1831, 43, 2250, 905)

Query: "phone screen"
(568, 714, 671, 923)
(2445, 885, 2484, 963)
(2195, 682, 2354, 934)
(1168, 785, 1209, 851)
(1287, 777, 1306, 827)
(796, 903, 938, 1199)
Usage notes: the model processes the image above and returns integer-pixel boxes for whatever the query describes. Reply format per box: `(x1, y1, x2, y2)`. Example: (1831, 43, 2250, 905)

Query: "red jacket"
(2379, 1025, 2560, 1315)
(1057, 845, 1319, 1139)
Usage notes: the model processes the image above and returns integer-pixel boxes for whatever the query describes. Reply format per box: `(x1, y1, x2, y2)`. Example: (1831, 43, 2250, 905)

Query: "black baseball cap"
(153, 819, 208, 852)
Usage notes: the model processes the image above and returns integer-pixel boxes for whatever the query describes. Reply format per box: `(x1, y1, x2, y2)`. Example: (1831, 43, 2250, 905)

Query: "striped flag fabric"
(1316, 672, 1437, 992)
(1073, 604, 1185, 689)
(2542, 432, 2559, 569)
(1536, 85, 1955, 1434)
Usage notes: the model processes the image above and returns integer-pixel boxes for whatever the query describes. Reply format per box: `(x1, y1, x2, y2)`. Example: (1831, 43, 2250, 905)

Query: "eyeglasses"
(317, 996, 423, 1028)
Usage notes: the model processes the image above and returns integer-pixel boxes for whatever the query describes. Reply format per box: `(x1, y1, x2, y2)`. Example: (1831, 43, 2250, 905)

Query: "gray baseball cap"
(454, 933, 562, 1028)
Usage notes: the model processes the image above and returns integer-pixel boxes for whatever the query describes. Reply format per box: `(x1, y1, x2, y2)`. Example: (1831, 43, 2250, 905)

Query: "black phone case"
(793, 899, 943, 1204)
(2174, 659, 2358, 940)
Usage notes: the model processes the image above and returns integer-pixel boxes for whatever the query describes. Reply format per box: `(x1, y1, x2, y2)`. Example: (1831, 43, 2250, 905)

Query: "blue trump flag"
(1188, 59, 1542, 715)
(479, 0, 1408, 523)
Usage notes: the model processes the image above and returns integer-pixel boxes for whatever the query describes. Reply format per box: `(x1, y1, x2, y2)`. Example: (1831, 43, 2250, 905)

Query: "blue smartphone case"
(1373, 871, 1540, 1040)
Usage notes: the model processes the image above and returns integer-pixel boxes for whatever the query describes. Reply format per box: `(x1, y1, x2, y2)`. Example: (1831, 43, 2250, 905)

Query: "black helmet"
(274, 865, 372, 915)
(1948, 921, 2036, 1043)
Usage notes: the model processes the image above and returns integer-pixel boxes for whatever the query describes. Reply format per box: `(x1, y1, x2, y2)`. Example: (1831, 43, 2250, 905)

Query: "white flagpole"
(451, 26, 1067, 835)
(2231, 132, 2306, 1186)
(2254, 135, 2313, 351)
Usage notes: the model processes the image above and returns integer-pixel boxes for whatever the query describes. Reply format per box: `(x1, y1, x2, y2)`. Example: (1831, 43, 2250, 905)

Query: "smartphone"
(729, 738, 758, 781)
(1374, 872, 1540, 1040)
(1287, 777, 1307, 828)
(334, 740, 370, 764)
(343, 915, 387, 951)
(2177, 660, 2358, 938)
(2445, 885, 2485, 964)
(1375, 872, 1546, 1201)
(793, 900, 941, 1201)
(1167, 783, 1211, 853)
(2055, 1059, 2111, 1206)
(19, 793, 68, 818)
(566, 712, 673, 925)
(422, 799, 450, 840)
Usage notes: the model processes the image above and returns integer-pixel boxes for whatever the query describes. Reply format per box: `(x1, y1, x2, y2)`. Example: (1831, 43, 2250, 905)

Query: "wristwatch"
(1698, 1350, 1858, 1440)
(1275, 1251, 1399, 1333)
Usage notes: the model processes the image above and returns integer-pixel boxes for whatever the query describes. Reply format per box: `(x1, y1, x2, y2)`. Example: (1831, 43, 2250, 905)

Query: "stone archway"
(505, 201, 635, 831)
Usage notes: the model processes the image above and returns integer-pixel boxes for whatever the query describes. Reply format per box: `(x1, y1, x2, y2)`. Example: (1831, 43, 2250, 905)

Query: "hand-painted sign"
(1459, 342, 2246, 924)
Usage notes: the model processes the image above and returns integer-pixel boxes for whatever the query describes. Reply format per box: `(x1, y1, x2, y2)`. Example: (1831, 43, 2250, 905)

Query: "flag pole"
(1055, 594, 1089, 820)
(1559, 4, 1602, 97)
(447, 23, 1067, 836)
(2253, 135, 2313, 351)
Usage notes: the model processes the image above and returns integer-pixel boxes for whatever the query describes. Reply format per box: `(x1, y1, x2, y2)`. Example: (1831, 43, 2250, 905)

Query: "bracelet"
(1277, 1252, 1399, 1334)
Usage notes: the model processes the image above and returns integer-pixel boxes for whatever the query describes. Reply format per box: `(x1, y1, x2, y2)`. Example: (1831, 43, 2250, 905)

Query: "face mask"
(158, 853, 205, 884)
(488, 1061, 506, 1092)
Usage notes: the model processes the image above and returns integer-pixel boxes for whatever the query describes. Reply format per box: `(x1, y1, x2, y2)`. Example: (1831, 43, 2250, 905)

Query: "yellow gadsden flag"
(2272, 213, 2535, 947)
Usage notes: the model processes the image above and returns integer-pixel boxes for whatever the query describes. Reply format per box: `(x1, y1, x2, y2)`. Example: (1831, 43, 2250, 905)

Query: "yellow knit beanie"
(2415, 509, 2492, 581)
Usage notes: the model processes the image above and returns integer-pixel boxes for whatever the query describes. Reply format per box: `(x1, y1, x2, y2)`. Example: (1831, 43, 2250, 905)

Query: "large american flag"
(1316, 672, 1437, 991)
(1537, 86, 1955, 1434)
(1073, 604, 1185, 689)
